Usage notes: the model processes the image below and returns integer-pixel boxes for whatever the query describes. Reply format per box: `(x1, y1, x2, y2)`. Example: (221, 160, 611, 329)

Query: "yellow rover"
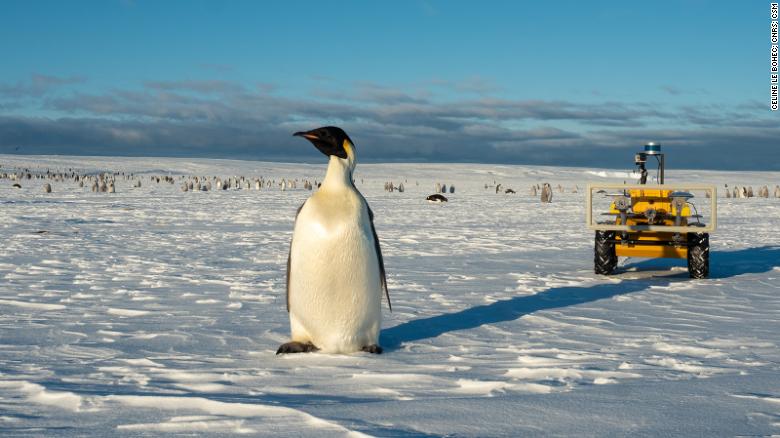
(586, 143, 716, 278)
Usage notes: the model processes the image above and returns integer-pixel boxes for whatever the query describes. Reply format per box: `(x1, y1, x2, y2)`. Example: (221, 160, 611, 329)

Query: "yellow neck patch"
(343, 139, 355, 160)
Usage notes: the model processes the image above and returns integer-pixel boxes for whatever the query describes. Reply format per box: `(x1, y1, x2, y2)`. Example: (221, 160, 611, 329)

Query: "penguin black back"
(426, 194, 448, 203)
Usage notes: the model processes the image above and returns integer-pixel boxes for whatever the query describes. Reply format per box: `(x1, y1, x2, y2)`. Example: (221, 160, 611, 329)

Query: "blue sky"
(0, 1, 776, 169)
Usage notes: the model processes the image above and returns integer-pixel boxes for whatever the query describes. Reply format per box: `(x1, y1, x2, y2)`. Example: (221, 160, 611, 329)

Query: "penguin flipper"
(367, 206, 391, 311)
(286, 249, 292, 312)
(286, 202, 306, 312)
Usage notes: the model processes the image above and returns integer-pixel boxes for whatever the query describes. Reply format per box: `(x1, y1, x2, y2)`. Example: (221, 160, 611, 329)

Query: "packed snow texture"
(1, 154, 779, 437)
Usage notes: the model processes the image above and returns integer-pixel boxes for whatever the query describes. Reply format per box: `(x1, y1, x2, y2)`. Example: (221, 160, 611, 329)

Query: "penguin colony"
(0, 168, 129, 193)
(383, 181, 411, 193)
(723, 184, 779, 199)
(3, 167, 778, 202)
(482, 182, 583, 199)
(0, 167, 325, 195)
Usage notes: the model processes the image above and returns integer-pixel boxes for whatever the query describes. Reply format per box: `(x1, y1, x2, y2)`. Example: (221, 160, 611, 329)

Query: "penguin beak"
(293, 130, 348, 159)
(293, 131, 319, 141)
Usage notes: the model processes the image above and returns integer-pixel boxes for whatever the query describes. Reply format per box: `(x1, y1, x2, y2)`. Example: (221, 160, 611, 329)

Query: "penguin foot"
(276, 341, 319, 355)
(361, 344, 383, 354)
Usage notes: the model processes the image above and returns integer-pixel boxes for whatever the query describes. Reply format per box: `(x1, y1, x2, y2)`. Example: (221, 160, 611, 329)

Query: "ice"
(106, 308, 150, 317)
(0, 380, 83, 412)
(0, 298, 66, 310)
(1, 154, 780, 436)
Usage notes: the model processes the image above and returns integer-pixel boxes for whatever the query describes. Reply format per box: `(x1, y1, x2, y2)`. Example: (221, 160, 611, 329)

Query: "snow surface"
(1, 154, 779, 437)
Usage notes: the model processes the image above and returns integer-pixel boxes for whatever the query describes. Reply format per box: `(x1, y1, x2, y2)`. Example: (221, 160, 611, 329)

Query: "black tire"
(687, 232, 709, 279)
(595, 231, 617, 275)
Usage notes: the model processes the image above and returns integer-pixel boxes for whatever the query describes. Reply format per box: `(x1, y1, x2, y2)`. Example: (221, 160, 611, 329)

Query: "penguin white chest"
(288, 190, 382, 353)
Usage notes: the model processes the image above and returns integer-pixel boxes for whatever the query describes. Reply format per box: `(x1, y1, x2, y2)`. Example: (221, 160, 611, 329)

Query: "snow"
(1, 154, 780, 436)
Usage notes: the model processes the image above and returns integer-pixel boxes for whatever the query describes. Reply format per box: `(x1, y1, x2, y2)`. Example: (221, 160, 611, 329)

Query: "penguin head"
(293, 126, 355, 162)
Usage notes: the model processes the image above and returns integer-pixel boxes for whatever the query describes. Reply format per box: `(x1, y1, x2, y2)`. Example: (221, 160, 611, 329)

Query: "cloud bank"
(0, 74, 777, 170)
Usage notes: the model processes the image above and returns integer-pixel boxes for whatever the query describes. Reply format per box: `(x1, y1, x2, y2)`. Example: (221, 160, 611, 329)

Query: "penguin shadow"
(380, 246, 780, 351)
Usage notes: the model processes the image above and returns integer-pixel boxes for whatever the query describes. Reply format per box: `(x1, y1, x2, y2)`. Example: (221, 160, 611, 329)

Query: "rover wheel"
(595, 231, 617, 275)
(687, 232, 709, 279)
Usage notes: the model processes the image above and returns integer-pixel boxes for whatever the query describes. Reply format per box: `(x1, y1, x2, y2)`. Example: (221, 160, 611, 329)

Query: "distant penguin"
(775, 185, 780, 198)
(449, 184, 455, 194)
(495, 183, 502, 194)
(435, 182, 442, 193)
(505, 188, 516, 194)
(278, 126, 390, 355)
(108, 182, 115, 193)
(426, 193, 448, 203)
(541, 183, 553, 203)
(441, 184, 447, 193)
(43, 183, 51, 193)
(530, 185, 537, 196)
(398, 182, 404, 193)
(725, 184, 731, 198)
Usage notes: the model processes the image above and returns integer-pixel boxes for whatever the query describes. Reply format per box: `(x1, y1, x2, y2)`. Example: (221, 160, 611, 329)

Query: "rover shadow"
(380, 246, 780, 351)
(622, 245, 780, 279)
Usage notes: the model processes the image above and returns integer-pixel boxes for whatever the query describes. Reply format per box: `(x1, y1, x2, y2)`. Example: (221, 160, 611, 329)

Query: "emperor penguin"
(277, 126, 390, 355)
(541, 183, 553, 203)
